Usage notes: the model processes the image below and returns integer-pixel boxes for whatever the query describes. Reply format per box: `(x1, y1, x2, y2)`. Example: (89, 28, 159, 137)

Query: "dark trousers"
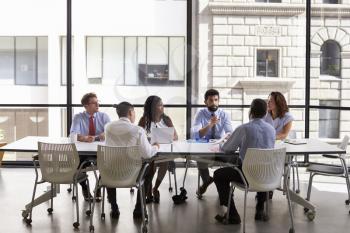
(213, 165, 267, 214)
(78, 155, 95, 189)
(106, 162, 153, 210)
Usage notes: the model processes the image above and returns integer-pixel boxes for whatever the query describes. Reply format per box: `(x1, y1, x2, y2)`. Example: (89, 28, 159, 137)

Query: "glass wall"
(1, 0, 349, 163)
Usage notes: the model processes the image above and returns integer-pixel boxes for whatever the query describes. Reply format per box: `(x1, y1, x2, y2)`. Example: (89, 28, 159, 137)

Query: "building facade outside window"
(86, 36, 185, 86)
(0, 36, 48, 85)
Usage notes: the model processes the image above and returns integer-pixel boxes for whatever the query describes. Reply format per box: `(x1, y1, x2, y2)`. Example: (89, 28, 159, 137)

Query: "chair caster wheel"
(296, 189, 300, 194)
(25, 218, 32, 225)
(303, 207, 309, 213)
(345, 199, 349, 205)
(47, 208, 53, 214)
(101, 213, 105, 220)
(197, 194, 203, 199)
(307, 211, 315, 221)
(22, 210, 29, 218)
(72, 196, 76, 201)
(67, 188, 72, 193)
(73, 222, 80, 229)
(289, 228, 295, 233)
(89, 225, 95, 232)
(130, 188, 134, 193)
(86, 210, 91, 216)
(169, 187, 173, 192)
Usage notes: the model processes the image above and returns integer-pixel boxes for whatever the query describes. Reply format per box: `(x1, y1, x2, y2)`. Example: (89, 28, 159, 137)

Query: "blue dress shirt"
(221, 118, 275, 160)
(191, 108, 233, 140)
(70, 111, 111, 136)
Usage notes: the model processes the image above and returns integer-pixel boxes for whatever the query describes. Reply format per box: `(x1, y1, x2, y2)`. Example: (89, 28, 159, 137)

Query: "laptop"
(151, 127, 175, 144)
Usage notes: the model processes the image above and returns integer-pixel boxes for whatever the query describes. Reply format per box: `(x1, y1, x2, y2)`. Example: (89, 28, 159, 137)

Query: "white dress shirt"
(104, 117, 158, 159)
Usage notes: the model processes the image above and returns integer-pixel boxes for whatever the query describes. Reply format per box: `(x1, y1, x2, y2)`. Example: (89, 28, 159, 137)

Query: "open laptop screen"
(150, 127, 175, 144)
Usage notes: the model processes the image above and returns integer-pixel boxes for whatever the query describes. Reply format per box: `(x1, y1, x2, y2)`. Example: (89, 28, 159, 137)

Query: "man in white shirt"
(104, 101, 159, 219)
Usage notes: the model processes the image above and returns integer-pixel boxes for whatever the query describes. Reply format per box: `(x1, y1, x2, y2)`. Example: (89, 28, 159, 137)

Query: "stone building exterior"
(194, 0, 350, 139)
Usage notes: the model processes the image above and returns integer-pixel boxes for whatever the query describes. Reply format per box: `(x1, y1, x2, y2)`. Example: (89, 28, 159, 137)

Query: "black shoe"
(196, 176, 214, 196)
(145, 196, 153, 204)
(110, 207, 120, 219)
(133, 207, 142, 219)
(254, 210, 265, 221)
(82, 187, 93, 201)
(255, 201, 265, 221)
(95, 188, 102, 202)
(215, 213, 241, 225)
(153, 189, 160, 204)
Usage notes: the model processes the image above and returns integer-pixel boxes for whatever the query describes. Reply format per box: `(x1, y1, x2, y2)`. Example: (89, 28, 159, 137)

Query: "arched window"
(320, 40, 341, 77)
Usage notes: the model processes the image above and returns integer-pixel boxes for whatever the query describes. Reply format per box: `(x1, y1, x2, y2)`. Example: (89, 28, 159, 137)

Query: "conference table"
(0, 136, 346, 221)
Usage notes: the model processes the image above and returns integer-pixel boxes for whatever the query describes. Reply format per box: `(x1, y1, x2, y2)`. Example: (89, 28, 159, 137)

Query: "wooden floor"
(0, 167, 349, 233)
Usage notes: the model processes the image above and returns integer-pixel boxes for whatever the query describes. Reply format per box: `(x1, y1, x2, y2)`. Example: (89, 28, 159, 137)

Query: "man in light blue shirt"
(70, 93, 110, 142)
(191, 89, 233, 196)
(214, 98, 275, 224)
(70, 92, 111, 201)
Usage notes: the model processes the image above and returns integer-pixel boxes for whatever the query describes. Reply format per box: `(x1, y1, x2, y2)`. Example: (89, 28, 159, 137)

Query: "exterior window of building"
(256, 49, 279, 77)
(323, 0, 339, 3)
(0, 36, 47, 85)
(86, 36, 185, 86)
(319, 100, 340, 138)
(255, 0, 281, 2)
(320, 40, 341, 77)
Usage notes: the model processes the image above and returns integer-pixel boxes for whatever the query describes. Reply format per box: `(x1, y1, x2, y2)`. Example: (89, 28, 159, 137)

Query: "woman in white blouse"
(138, 95, 178, 204)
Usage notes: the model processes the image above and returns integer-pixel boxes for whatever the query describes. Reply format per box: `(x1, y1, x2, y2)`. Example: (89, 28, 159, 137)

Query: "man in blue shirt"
(70, 92, 111, 201)
(213, 98, 275, 224)
(191, 89, 233, 196)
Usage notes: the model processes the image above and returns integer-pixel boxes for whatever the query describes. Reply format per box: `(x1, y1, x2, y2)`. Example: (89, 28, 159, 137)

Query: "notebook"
(150, 127, 175, 144)
(284, 139, 307, 145)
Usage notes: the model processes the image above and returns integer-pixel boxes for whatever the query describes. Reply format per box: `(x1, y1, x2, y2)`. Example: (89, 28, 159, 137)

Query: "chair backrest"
(38, 142, 80, 184)
(97, 145, 143, 188)
(242, 147, 286, 192)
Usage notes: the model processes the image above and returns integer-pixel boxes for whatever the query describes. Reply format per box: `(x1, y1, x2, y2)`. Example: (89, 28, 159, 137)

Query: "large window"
(86, 36, 185, 86)
(0, 36, 48, 85)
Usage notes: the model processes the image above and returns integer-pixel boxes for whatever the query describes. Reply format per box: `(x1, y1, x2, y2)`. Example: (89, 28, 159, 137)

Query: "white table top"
(0, 136, 346, 156)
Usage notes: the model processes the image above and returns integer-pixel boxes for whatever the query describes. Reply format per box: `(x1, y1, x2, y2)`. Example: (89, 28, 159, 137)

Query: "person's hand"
(98, 133, 105, 141)
(85, 135, 95, 143)
(152, 143, 160, 149)
(209, 115, 220, 127)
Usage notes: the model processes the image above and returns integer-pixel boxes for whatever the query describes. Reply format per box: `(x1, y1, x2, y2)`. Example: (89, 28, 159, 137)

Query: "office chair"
(305, 135, 350, 215)
(24, 142, 91, 229)
(89, 145, 149, 233)
(228, 147, 295, 233)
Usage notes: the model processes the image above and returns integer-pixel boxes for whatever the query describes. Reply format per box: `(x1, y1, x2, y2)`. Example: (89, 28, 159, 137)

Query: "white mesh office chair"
(89, 145, 149, 233)
(24, 142, 91, 229)
(288, 130, 300, 193)
(228, 147, 294, 233)
(305, 135, 350, 214)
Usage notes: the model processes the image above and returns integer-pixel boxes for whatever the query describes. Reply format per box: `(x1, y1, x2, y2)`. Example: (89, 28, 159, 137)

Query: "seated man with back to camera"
(70, 92, 111, 201)
(213, 98, 275, 224)
(191, 89, 233, 196)
(104, 102, 159, 219)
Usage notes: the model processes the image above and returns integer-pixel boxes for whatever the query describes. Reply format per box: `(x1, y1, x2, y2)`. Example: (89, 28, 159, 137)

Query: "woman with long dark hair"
(265, 91, 294, 140)
(139, 95, 178, 203)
